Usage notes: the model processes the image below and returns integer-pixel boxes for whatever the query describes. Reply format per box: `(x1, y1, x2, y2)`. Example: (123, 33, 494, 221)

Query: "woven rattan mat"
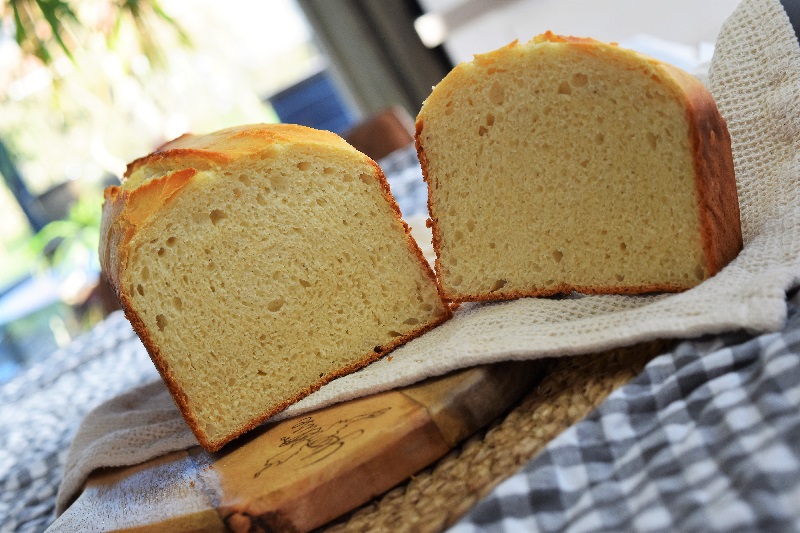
(323, 340, 670, 532)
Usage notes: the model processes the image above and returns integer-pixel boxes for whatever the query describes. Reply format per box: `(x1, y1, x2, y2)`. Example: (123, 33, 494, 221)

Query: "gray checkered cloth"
(0, 314, 157, 533)
(451, 287, 800, 533)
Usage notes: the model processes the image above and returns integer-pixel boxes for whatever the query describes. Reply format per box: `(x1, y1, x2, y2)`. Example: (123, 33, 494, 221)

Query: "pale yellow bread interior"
(415, 32, 741, 302)
(101, 124, 451, 451)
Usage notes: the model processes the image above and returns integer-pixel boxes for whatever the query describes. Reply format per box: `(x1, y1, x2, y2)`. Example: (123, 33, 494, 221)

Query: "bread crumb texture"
(108, 124, 449, 450)
(417, 34, 736, 301)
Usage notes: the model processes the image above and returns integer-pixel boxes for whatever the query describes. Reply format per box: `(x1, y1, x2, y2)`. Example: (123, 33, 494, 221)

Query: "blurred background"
(0, 0, 739, 383)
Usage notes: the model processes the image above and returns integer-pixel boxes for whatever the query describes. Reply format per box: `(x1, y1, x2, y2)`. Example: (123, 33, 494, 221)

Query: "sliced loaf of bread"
(101, 124, 451, 451)
(415, 32, 742, 302)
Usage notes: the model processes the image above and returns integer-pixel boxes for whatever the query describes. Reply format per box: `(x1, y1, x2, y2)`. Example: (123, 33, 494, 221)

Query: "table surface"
(1, 145, 799, 532)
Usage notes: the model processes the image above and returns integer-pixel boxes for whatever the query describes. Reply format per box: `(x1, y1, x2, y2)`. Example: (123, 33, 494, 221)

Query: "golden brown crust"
(124, 123, 351, 182)
(415, 32, 743, 303)
(414, 123, 451, 305)
(658, 64, 742, 276)
(431, 282, 698, 304)
(100, 168, 196, 291)
(364, 157, 448, 306)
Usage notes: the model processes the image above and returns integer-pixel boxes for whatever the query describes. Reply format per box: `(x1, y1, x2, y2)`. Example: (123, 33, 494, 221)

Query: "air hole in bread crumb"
(489, 242, 496, 249)
(552, 250, 563, 263)
(297, 161, 311, 171)
(209, 210, 227, 225)
(572, 72, 588, 87)
(595, 133, 605, 144)
(486, 114, 495, 126)
(454, 230, 464, 242)
(268, 299, 285, 312)
(404, 317, 420, 325)
(156, 314, 167, 331)
(615, 274, 624, 282)
(137, 284, 145, 296)
(238, 174, 251, 186)
(323, 167, 335, 175)
(695, 265, 706, 280)
(478, 125, 488, 137)
(257, 370, 268, 376)
(490, 279, 507, 292)
(450, 274, 463, 286)
(489, 81, 505, 105)
(269, 175, 288, 190)
(256, 193, 267, 206)
(173, 297, 182, 311)
(558, 81, 572, 95)
(233, 188, 242, 199)
(316, 198, 327, 206)
(166, 236, 176, 246)
(388, 330, 403, 337)
(620, 242, 627, 252)
(299, 279, 312, 288)
(157, 247, 165, 257)
(580, 159, 590, 168)
(359, 173, 374, 185)
(419, 302, 434, 312)
(141, 266, 150, 280)
(647, 132, 658, 150)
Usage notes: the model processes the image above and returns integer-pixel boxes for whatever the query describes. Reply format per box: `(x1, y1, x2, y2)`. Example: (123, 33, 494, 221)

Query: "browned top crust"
(124, 123, 354, 184)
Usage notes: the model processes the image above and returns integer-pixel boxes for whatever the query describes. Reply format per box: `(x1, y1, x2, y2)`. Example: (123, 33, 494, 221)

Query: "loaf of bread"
(415, 32, 742, 302)
(100, 124, 451, 451)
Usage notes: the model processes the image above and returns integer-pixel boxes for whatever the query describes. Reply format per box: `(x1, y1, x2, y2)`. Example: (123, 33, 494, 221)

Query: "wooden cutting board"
(52, 361, 542, 532)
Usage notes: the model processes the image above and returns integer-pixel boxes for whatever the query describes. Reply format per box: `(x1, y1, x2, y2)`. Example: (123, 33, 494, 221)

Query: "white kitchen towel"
(57, 0, 800, 515)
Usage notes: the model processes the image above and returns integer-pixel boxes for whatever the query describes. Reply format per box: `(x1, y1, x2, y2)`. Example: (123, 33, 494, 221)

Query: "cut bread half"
(415, 32, 742, 302)
(101, 124, 451, 451)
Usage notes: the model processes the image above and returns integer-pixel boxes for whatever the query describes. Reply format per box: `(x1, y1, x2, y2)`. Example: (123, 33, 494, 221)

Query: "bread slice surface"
(101, 124, 451, 451)
(415, 32, 742, 302)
